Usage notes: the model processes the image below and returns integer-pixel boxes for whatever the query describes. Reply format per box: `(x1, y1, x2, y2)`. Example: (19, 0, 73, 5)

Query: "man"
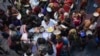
(41, 15, 57, 29)
(0, 34, 19, 56)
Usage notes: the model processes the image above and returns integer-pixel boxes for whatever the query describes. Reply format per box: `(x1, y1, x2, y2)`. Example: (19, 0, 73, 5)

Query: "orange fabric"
(84, 19, 91, 30)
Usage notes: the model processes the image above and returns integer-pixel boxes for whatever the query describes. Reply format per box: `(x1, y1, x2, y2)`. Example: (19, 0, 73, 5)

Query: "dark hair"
(7, 5, 13, 10)
(90, 17, 98, 24)
(22, 19, 28, 25)
(2, 32, 9, 39)
(37, 38, 46, 45)
(0, 23, 4, 31)
(47, 41, 54, 55)
(44, 16, 50, 22)
(26, 49, 32, 56)
(28, 32, 34, 39)
(11, 33, 21, 42)
(87, 34, 93, 40)
(0, 9, 4, 15)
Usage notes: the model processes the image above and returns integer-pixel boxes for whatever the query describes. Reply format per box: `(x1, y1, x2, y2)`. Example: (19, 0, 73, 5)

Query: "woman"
(20, 19, 27, 34)
(72, 11, 81, 27)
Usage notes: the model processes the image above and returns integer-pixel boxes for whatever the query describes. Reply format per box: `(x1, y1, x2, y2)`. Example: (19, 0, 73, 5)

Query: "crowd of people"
(0, 0, 100, 56)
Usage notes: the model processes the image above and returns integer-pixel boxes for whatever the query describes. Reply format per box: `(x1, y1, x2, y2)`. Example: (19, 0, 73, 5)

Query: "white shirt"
(29, 28, 35, 33)
(41, 19, 57, 29)
(89, 22, 97, 30)
(21, 33, 29, 43)
(42, 32, 52, 40)
(20, 25, 27, 34)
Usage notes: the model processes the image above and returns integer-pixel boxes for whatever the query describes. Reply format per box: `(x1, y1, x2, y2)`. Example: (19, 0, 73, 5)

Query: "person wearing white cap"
(29, 0, 39, 9)
(86, 30, 93, 36)
(93, 12, 99, 17)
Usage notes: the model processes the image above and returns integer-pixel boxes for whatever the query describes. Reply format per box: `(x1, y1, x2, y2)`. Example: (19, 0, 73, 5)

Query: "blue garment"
(86, 0, 97, 14)
(63, 37, 69, 45)
(12, 20, 22, 26)
(80, 31, 86, 38)
(42, 6, 47, 15)
(95, 37, 100, 43)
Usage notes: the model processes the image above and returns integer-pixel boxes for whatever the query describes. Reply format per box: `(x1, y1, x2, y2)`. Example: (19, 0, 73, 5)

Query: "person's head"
(90, 17, 96, 24)
(28, 32, 34, 39)
(11, 33, 21, 42)
(92, 12, 99, 22)
(0, 23, 4, 31)
(87, 34, 93, 40)
(2, 32, 9, 39)
(80, 30, 86, 38)
(7, 5, 13, 10)
(11, 7, 18, 14)
(80, 10, 86, 15)
(50, 33, 57, 44)
(37, 38, 47, 45)
(44, 16, 50, 22)
(26, 49, 32, 56)
(69, 28, 77, 35)
(22, 19, 28, 25)
(0, 9, 4, 15)
(64, 12, 69, 18)
(9, 24, 15, 30)
(32, 6, 41, 15)
(56, 37, 63, 43)
(86, 30, 93, 39)
(72, 11, 80, 18)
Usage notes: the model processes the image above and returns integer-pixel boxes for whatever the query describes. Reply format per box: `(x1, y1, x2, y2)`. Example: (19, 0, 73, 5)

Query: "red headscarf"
(63, 4, 71, 12)
(32, 6, 41, 14)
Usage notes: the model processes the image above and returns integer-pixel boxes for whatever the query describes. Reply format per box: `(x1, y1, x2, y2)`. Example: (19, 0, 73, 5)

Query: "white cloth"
(42, 32, 52, 40)
(29, 0, 39, 8)
(24, 53, 34, 56)
(21, 33, 29, 43)
(17, 13, 22, 20)
(54, 12, 58, 20)
(93, 3, 98, 8)
(89, 22, 97, 30)
(33, 33, 41, 42)
(86, 30, 93, 36)
(20, 25, 26, 34)
(32, 31, 52, 41)
(41, 19, 57, 29)
(29, 28, 35, 33)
